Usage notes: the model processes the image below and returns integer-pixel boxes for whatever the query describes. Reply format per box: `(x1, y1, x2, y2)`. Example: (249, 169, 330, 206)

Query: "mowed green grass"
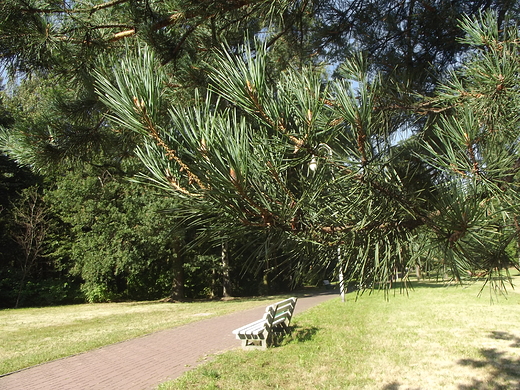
(0, 295, 292, 375)
(161, 277, 520, 390)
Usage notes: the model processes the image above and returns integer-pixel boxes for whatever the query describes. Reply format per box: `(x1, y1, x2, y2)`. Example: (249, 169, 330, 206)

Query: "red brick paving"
(0, 292, 337, 390)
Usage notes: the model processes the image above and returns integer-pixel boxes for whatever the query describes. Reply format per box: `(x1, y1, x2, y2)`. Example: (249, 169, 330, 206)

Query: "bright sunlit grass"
(0, 295, 291, 375)
(160, 276, 520, 390)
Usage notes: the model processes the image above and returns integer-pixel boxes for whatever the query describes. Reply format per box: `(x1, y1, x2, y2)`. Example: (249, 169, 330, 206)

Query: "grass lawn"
(160, 276, 520, 390)
(0, 294, 292, 376)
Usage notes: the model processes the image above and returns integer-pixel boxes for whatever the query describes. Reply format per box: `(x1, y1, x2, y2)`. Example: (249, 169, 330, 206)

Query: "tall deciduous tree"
(10, 186, 50, 307)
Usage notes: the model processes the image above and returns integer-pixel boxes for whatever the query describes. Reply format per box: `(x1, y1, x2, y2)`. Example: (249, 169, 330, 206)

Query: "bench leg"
(261, 336, 269, 350)
(241, 337, 269, 350)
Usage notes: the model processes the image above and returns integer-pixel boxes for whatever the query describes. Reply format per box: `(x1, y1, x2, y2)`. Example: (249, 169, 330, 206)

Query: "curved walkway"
(0, 291, 337, 390)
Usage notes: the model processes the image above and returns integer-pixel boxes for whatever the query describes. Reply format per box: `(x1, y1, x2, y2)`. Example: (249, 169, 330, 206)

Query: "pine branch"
(90, 0, 130, 13)
(109, 0, 275, 43)
(132, 97, 208, 192)
(18, 0, 131, 15)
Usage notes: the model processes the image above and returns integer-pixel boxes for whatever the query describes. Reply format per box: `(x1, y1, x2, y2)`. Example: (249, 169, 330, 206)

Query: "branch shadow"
(282, 325, 320, 344)
(380, 331, 520, 390)
(381, 381, 420, 390)
(457, 331, 520, 389)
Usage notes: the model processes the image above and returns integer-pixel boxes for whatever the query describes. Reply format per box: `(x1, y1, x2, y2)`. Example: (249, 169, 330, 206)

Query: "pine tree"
(1, 0, 518, 168)
(0, 0, 308, 170)
(2, 1, 520, 299)
(95, 11, 520, 290)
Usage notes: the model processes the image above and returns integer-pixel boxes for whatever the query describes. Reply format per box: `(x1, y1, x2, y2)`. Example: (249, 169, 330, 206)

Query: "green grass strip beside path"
(0, 294, 295, 375)
(161, 278, 520, 390)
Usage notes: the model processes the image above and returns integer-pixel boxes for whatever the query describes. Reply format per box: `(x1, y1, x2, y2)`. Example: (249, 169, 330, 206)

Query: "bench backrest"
(263, 297, 297, 332)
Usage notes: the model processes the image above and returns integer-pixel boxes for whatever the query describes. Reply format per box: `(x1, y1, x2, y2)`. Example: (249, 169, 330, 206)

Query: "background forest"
(1, 0, 519, 308)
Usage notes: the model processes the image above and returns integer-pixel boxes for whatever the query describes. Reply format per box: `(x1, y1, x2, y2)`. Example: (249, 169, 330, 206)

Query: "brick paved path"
(0, 292, 337, 390)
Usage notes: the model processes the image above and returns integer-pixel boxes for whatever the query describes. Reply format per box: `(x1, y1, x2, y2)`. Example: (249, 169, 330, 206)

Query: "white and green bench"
(232, 297, 298, 350)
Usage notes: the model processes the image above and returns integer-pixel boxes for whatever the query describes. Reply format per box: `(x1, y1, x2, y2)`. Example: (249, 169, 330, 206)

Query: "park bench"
(232, 297, 298, 350)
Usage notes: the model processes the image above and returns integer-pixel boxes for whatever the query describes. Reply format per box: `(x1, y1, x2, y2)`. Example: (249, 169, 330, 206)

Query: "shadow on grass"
(457, 331, 520, 390)
(283, 326, 320, 344)
(382, 382, 420, 390)
(390, 280, 474, 290)
(344, 280, 473, 295)
(380, 332, 520, 390)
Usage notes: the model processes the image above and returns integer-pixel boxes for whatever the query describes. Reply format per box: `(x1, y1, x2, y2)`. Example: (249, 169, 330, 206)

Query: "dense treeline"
(1, 1, 520, 307)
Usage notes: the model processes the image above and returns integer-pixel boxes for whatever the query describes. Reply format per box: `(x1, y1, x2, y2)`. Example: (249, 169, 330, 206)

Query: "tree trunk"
(221, 241, 232, 297)
(14, 268, 28, 309)
(338, 247, 345, 303)
(169, 239, 185, 301)
(11, 187, 49, 308)
(260, 270, 270, 295)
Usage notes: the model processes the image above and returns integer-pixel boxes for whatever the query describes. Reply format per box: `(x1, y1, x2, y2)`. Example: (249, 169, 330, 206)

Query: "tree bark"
(221, 241, 232, 297)
(169, 239, 185, 301)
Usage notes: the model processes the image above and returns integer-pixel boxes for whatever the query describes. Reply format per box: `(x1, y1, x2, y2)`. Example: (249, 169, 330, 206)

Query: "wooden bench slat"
(232, 318, 266, 334)
(232, 297, 298, 350)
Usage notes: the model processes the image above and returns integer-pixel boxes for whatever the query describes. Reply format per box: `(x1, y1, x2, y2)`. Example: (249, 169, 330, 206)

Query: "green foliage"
(0, 73, 137, 173)
(417, 11, 520, 279)
(8, 185, 52, 307)
(94, 10, 520, 293)
(45, 165, 180, 302)
(3, 1, 520, 304)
